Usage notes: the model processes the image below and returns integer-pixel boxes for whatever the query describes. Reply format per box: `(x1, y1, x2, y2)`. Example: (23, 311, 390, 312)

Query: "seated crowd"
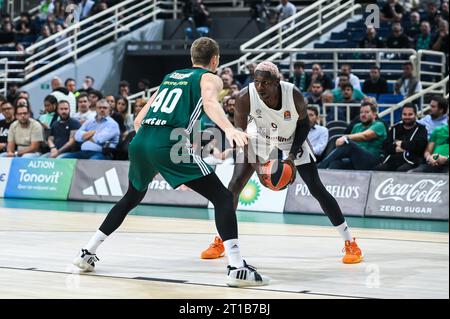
(0, 64, 447, 174)
(0, 74, 147, 161)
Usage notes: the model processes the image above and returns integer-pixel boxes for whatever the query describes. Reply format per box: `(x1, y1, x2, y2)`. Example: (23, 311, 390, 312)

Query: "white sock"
(84, 230, 108, 254)
(335, 221, 353, 242)
(223, 239, 245, 268)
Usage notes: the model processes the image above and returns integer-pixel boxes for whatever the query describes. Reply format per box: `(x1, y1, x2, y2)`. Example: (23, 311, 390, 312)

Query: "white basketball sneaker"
(73, 249, 99, 272)
(226, 260, 270, 288)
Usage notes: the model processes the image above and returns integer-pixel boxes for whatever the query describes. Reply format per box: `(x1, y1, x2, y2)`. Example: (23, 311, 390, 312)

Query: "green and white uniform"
(128, 68, 213, 191)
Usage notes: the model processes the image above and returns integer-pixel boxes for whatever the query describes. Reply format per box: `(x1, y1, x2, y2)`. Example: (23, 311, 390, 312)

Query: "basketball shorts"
(128, 126, 212, 191)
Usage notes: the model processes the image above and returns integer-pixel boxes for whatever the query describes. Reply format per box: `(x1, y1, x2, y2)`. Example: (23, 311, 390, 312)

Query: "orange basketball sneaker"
(343, 238, 363, 264)
(201, 236, 225, 259)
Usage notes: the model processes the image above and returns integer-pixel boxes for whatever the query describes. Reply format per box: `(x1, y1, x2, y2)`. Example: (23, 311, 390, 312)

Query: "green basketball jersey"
(142, 68, 210, 133)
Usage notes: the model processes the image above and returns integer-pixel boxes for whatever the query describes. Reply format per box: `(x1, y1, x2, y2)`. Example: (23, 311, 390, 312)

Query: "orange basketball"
(259, 160, 295, 191)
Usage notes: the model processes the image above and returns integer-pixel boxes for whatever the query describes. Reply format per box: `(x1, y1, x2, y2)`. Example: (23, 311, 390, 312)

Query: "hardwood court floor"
(0, 206, 448, 299)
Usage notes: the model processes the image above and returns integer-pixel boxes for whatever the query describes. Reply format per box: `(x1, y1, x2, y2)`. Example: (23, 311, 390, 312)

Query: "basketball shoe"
(343, 238, 363, 264)
(73, 249, 99, 272)
(201, 236, 225, 259)
(226, 260, 270, 288)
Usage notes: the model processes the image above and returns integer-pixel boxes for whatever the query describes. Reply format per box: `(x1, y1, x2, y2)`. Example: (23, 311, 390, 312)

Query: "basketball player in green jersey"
(73, 37, 269, 288)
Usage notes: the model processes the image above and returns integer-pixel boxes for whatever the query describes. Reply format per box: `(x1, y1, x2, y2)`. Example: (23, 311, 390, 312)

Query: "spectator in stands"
(88, 90, 103, 111)
(78, 0, 96, 20)
(318, 103, 386, 170)
(242, 63, 257, 88)
(342, 83, 361, 120)
(65, 78, 77, 94)
(417, 95, 449, 138)
(442, 1, 449, 22)
(38, 95, 59, 129)
(51, 76, 63, 91)
(289, 61, 309, 92)
(276, 0, 296, 28)
(423, 1, 440, 31)
(406, 11, 421, 43)
(223, 94, 237, 126)
(307, 63, 333, 91)
(137, 78, 150, 91)
(60, 99, 120, 160)
(13, 96, 31, 112)
(307, 81, 324, 107)
(375, 103, 428, 171)
(230, 83, 240, 93)
(432, 20, 449, 55)
(91, 1, 108, 16)
(119, 80, 130, 98)
(359, 26, 385, 49)
(105, 95, 116, 110)
(6, 83, 19, 104)
(0, 21, 16, 46)
(332, 74, 365, 103)
(307, 106, 328, 158)
(15, 12, 32, 37)
(386, 23, 412, 49)
(220, 67, 241, 88)
(219, 73, 233, 103)
(362, 66, 389, 95)
(46, 13, 57, 34)
(0, 104, 43, 158)
(72, 92, 95, 124)
(0, 102, 15, 154)
(411, 117, 449, 173)
(381, 0, 404, 22)
(79, 75, 95, 94)
(17, 91, 30, 100)
(132, 98, 146, 123)
(394, 62, 422, 97)
(55, 23, 72, 57)
(43, 100, 81, 158)
(334, 64, 361, 91)
(321, 90, 334, 117)
(416, 21, 433, 50)
(112, 97, 133, 136)
(51, 86, 77, 115)
(185, 0, 211, 39)
(35, 24, 54, 53)
(38, 0, 56, 20)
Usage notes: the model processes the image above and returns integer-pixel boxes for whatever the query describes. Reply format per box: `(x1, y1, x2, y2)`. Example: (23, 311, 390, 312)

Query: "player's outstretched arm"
(133, 90, 158, 132)
(287, 87, 310, 163)
(201, 73, 248, 147)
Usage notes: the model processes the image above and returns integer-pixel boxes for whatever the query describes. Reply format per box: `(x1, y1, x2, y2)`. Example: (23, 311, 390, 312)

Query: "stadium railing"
(1, 0, 173, 85)
(0, 58, 8, 96)
(379, 76, 449, 126)
(220, 0, 361, 72)
(223, 48, 445, 91)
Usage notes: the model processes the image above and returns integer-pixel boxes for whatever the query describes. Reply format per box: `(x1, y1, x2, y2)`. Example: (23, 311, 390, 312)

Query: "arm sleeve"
(289, 116, 311, 156)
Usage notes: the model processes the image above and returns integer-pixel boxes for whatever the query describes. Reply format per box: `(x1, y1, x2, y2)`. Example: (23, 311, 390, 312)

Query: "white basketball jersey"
(247, 81, 315, 166)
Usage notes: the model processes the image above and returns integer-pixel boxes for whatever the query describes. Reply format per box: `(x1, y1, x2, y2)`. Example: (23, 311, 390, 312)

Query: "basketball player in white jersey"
(201, 61, 363, 264)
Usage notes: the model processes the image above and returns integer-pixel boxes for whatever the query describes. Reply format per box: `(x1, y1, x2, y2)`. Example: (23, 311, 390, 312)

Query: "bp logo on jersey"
(239, 179, 261, 206)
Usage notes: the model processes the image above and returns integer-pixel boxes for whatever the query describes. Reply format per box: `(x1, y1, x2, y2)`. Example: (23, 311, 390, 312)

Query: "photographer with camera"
(184, 0, 211, 40)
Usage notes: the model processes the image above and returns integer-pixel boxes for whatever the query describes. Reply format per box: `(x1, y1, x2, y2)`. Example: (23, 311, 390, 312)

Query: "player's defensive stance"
(73, 37, 269, 288)
(201, 61, 363, 264)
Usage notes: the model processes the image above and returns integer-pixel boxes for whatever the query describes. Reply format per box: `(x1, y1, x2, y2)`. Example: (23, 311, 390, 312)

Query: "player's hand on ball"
(283, 158, 296, 185)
